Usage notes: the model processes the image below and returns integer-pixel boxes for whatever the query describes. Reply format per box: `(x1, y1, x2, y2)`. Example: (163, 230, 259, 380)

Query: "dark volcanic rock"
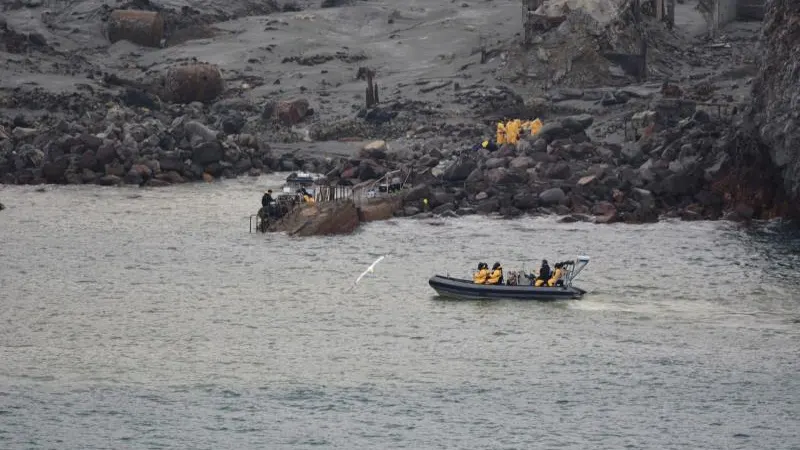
(443, 159, 477, 182)
(192, 141, 223, 166)
(751, 0, 800, 200)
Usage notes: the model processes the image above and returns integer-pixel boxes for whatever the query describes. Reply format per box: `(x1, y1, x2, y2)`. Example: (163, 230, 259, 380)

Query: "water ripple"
(0, 178, 799, 449)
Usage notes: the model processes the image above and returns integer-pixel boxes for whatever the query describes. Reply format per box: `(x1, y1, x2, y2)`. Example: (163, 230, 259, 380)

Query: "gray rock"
(515, 139, 532, 154)
(96, 141, 118, 166)
(631, 188, 655, 211)
(432, 190, 456, 207)
(432, 203, 456, 214)
(512, 191, 538, 209)
(12, 127, 37, 140)
(620, 142, 644, 164)
(42, 157, 69, 183)
(530, 138, 548, 153)
(403, 206, 421, 216)
(560, 114, 594, 133)
(192, 141, 223, 166)
(545, 161, 571, 179)
(184, 121, 219, 143)
(539, 187, 566, 205)
(404, 184, 432, 203)
(509, 156, 535, 170)
(485, 157, 507, 170)
(97, 175, 123, 186)
(537, 123, 570, 143)
(456, 207, 477, 216)
(221, 113, 246, 135)
(443, 159, 477, 181)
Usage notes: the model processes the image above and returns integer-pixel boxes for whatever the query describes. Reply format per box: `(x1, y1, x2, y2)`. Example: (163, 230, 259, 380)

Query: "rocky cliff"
(751, 0, 800, 200)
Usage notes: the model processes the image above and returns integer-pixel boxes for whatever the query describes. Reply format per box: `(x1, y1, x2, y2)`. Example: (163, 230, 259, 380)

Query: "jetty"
(250, 170, 408, 237)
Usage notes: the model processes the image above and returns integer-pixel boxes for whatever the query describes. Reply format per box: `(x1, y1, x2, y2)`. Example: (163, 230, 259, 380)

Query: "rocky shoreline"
(1, 0, 797, 225)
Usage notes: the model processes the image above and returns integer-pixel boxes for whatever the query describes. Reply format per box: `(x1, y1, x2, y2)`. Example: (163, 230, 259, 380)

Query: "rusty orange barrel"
(163, 63, 224, 104)
(107, 10, 164, 48)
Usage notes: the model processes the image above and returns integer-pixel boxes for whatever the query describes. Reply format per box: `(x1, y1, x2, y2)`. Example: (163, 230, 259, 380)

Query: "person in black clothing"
(262, 190, 273, 207)
(261, 190, 275, 218)
(534, 259, 551, 287)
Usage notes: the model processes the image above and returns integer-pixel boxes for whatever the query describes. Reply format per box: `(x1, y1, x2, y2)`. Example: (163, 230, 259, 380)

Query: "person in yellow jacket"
(486, 262, 503, 285)
(547, 262, 564, 287)
(473, 262, 489, 284)
(506, 119, 521, 145)
(496, 122, 507, 145)
(529, 118, 543, 136)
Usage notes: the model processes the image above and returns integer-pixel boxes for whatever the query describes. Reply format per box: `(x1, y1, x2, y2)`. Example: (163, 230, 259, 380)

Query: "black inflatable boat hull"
(428, 275, 586, 301)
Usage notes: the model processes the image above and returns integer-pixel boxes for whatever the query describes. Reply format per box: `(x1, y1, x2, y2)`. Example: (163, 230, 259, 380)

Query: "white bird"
(350, 255, 386, 289)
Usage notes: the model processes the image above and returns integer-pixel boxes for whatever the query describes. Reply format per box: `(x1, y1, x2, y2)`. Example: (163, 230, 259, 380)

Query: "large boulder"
(539, 187, 566, 205)
(404, 183, 432, 203)
(360, 140, 388, 159)
(443, 159, 477, 182)
(42, 157, 70, 183)
(192, 141, 223, 166)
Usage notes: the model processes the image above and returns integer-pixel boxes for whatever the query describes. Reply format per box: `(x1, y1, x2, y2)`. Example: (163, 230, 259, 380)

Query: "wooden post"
(655, 0, 664, 20)
(666, 0, 675, 29)
(364, 69, 377, 109)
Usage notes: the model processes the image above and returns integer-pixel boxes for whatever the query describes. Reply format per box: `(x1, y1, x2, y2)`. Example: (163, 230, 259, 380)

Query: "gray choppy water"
(1, 177, 799, 450)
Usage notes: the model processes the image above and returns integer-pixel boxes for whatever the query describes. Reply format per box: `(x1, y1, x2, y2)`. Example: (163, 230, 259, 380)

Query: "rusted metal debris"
(359, 67, 380, 109)
(107, 10, 164, 48)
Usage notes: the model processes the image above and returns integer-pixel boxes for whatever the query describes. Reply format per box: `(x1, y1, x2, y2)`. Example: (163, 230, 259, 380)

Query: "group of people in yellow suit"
(473, 262, 503, 285)
(496, 118, 543, 146)
(530, 259, 564, 287)
(472, 259, 564, 287)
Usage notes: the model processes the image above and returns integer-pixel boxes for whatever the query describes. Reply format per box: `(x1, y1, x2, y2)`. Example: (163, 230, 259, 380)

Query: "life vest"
(496, 122, 506, 145)
(473, 268, 489, 284)
(486, 268, 503, 284)
(529, 118, 543, 136)
(506, 119, 521, 144)
(547, 267, 563, 287)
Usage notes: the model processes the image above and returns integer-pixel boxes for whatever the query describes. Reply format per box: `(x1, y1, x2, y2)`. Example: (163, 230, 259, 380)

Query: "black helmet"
(492, 262, 501, 270)
(542, 259, 548, 265)
(477, 262, 483, 270)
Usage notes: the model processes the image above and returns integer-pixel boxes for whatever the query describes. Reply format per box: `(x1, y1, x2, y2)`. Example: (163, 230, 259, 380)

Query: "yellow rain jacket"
(547, 267, 563, 287)
(496, 122, 507, 145)
(506, 120, 520, 145)
(303, 194, 316, 205)
(473, 268, 489, 284)
(529, 118, 543, 136)
(486, 267, 503, 285)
